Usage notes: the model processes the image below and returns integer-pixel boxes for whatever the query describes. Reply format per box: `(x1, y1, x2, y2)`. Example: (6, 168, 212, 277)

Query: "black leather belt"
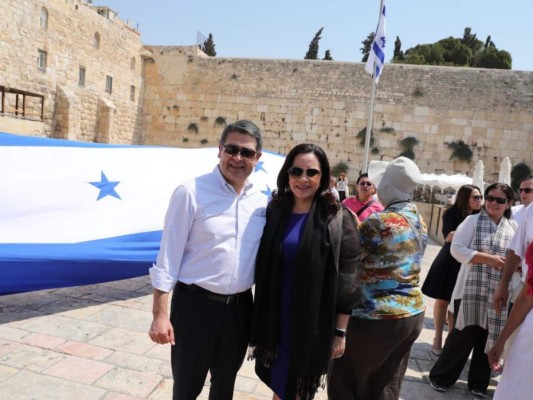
(177, 282, 247, 304)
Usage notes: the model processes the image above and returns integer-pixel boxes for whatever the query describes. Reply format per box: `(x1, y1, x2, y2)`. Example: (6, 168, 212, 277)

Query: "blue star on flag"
(261, 185, 273, 197)
(255, 161, 267, 173)
(89, 171, 121, 200)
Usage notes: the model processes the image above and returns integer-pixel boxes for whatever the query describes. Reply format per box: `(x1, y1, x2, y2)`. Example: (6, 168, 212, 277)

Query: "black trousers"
(170, 284, 252, 400)
(429, 325, 490, 391)
(328, 312, 425, 400)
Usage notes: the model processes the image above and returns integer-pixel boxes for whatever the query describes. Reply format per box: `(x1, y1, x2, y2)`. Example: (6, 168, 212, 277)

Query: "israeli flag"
(365, 2, 387, 83)
(0, 132, 285, 295)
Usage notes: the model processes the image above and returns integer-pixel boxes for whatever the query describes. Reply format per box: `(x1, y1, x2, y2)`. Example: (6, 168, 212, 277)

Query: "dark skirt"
(422, 242, 461, 302)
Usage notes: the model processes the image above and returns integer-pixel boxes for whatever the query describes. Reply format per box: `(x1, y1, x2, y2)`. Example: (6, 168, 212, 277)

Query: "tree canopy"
(360, 32, 375, 62)
(200, 33, 216, 57)
(323, 50, 333, 61)
(392, 27, 511, 69)
(305, 28, 324, 60)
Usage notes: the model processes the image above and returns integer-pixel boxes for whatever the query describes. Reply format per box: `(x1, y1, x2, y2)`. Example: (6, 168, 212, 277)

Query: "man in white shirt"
(511, 176, 533, 226)
(148, 120, 267, 400)
(495, 185, 533, 314)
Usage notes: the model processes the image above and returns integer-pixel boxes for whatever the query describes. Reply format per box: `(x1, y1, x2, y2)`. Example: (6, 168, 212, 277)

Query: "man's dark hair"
(219, 120, 263, 151)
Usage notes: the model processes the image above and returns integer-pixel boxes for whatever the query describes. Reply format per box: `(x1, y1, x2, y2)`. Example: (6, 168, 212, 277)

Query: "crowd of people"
(147, 119, 533, 400)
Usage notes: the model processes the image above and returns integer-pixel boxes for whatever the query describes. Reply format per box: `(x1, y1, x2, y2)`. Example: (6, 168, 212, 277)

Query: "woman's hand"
(488, 254, 506, 270)
(331, 336, 346, 359)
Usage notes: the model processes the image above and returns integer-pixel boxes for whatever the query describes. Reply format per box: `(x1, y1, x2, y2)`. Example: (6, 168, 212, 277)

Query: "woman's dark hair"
(484, 182, 515, 219)
(272, 143, 339, 218)
(452, 184, 481, 218)
(356, 172, 369, 185)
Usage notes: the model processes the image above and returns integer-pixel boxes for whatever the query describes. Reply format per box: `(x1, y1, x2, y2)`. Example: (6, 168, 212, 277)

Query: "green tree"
(395, 27, 511, 69)
(323, 50, 333, 61)
(305, 28, 324, 60)
(393, 36, 404, 61)
(360, 32, 375, 62)
(472, 47, 512, 69)
(201, 33, 216, 57)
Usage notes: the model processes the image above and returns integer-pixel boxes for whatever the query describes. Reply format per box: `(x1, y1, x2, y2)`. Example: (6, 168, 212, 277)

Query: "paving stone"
(0, 344, 65, 372)
(147, 378, 173, 400)
(0, 325, 30, 341)
(104, 350, 166, 374)
(88, 304, 152, 333)
(17, 314, 109, 342)
(0, 364, 19, 383)
(95, 366, 163, 398)
(20, 332, 66, 349)
(0, 369, 107, 399)
(43, 355, 115, 384)
(89, 327, 154, 355)
(55, 340, 114, 360)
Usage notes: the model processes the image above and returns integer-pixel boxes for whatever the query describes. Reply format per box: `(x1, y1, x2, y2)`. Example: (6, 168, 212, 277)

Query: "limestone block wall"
(0, 0, 144, 143)
(142, 47, 533, 177)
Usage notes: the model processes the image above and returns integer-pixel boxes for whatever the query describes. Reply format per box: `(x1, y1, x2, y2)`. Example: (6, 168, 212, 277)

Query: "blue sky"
(96, 0, 532, 71)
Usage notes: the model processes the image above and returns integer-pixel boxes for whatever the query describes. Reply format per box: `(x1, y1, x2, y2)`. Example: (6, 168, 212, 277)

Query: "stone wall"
(0, 0, 144, 143)
(142, 46, 533, 177)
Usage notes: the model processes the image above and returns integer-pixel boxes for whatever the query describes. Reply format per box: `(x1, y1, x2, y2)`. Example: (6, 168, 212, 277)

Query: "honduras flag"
(365, 2, 387, 83)
(0, 132, 285, 295)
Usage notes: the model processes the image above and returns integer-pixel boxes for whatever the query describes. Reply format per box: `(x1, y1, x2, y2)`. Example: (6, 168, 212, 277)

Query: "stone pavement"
(0, 240, 500, 399)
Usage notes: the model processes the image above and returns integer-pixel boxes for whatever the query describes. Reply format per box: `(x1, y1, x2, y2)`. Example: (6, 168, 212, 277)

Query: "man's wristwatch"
(334, 328, 347, 338)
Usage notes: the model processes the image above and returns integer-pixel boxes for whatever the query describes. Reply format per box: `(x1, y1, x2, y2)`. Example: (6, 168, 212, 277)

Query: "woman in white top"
(429, 183, 517, 398)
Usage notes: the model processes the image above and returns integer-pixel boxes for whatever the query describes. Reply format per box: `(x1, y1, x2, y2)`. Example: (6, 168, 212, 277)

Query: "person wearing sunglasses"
(494, 177, 533, 343)
(429, 183, 517, 398)
(148, 120, 266, 400)
(422, 184, 482, 355)
(511, 176, 533, 226)
(342, 173, 384, 221)
(329, 157, 428, 400)
(250, 144, 362, 400)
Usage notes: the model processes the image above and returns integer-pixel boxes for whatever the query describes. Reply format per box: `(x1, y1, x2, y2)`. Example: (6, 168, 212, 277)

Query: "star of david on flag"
(365, 2, 387, 84)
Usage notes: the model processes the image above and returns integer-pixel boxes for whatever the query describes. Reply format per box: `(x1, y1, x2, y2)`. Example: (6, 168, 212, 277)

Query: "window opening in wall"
(40, 8, 48, 29)
(105, 75, 113, 93)
(38, 49, 47, 71)
(130, 85, 135, 101)
(94, 32, 101, 49)
(79, 66, 86, 87)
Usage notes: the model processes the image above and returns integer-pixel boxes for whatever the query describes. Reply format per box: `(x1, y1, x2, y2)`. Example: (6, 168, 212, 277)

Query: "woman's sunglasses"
(470, 195, 483, 201)
(358, 182, 373, 187)
(518, 187, 533, 193)
(221, 144, 257, 159)
(485, 195, 508, 204)
(287, 167, 321, 178)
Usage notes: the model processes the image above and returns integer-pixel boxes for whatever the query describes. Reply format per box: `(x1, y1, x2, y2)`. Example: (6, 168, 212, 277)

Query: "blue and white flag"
(0, 132, 285, 295)
(365, 2, 387, 83)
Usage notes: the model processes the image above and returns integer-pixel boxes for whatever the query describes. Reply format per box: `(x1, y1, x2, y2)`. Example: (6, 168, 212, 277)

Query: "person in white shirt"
(511, 176, 533, 226)
(494, 176, 533, 311)
(148, 120, 267, 400)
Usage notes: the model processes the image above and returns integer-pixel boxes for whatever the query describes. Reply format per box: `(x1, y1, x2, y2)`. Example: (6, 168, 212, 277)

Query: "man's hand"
(149, 315, 175, 345)
(493, 284, 509, 315)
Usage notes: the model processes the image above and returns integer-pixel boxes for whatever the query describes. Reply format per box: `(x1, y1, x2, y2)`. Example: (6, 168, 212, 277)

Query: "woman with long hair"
(422, 184, 483, 354)
(429, 183, 517, 398)
(249, 144, 361, 400)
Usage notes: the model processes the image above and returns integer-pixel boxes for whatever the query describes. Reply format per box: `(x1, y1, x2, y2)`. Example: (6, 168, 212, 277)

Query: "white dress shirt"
(149, 166, 267, 294)
(509, 203, 533, 282)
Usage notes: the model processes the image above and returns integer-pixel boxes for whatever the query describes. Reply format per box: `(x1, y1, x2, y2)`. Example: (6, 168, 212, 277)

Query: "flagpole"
(361, 0, 384, 174)
(362, 72, 377, 173)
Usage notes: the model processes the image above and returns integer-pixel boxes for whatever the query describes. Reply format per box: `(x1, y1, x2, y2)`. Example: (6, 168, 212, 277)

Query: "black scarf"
(249, 199, 339, 399)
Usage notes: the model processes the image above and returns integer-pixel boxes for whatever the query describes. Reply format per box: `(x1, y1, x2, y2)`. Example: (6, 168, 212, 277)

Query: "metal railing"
(0, 86, 44, 121)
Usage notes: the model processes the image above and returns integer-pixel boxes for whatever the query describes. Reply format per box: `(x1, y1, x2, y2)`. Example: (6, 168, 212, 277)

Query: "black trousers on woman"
(170, 283, 253, 400)
(429, 325, 491, 392)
